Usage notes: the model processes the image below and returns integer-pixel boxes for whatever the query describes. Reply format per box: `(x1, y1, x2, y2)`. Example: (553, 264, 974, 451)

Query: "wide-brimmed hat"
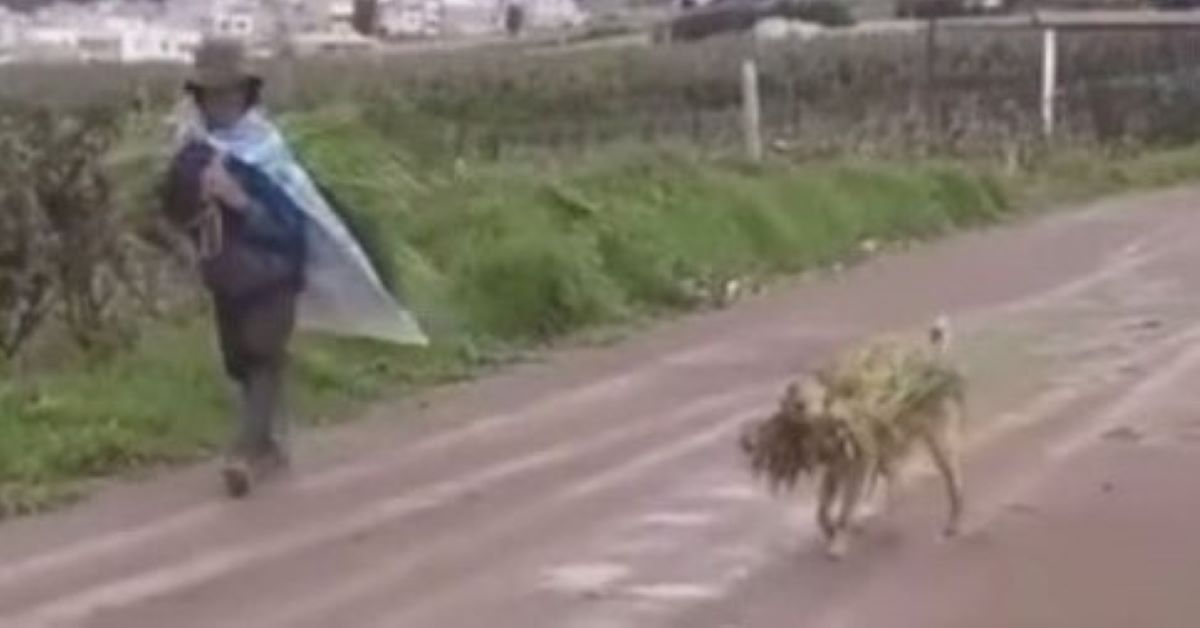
(186, 37, 262, 91)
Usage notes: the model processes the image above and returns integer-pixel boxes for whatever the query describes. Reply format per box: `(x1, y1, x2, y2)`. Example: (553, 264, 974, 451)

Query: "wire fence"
(353, 23, 1200, 162)
(3, 21, 1200, 161)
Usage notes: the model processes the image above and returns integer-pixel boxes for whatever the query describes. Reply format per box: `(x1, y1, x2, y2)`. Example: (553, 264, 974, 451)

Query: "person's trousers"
(212, 287, 297, 460)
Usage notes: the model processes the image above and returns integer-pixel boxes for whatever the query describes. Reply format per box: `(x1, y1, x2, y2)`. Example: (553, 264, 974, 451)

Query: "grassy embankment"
(3, 104, 1200, 517)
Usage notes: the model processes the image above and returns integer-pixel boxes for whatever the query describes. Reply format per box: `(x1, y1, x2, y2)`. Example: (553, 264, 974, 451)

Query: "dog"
(743, 316, 966, 560)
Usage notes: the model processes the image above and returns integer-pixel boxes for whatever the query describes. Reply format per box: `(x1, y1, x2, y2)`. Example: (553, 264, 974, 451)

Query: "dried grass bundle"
(741, 333, 964, 492)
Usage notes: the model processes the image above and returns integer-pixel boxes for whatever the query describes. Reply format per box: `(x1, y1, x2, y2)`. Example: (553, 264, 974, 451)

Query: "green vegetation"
(3, 100, 1200, 519)
(2, 12, 1200, 521)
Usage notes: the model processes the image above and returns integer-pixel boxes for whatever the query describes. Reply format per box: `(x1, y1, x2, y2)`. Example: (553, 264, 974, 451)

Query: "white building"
(20, 14, 201, 64)
(440, 0, 584, 36)
(118, 23, 202, 63)
(440, 0, 499, 35)
(204, 0, 258, 39)
(379, 0, 442, 37)
(533, 0, 586, 29)
(20, 26, 82, 61)
(0, 8, 22, 52)
(76, 30, 122, 62)
(161, 0, 219, 30)
(328, 0, 356, 27)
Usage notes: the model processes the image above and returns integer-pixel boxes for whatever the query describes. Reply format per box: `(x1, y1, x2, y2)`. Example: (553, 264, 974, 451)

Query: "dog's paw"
(825, 537, 849, 561)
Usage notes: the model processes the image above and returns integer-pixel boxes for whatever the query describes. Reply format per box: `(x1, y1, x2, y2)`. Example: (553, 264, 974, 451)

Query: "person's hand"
(202, 156, 250, 211)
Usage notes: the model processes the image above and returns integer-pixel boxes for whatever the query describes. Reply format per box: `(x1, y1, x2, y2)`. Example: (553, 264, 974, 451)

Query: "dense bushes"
(0, 105, 161, 362)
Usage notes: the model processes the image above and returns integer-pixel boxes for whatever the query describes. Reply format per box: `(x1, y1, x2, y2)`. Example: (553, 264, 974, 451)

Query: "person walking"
(162, 38, 427, 498)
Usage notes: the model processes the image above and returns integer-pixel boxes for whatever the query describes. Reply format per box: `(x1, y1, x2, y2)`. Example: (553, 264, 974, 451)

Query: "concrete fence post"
(741, 58, 763, 161)
(1041, 27, 1059, 138)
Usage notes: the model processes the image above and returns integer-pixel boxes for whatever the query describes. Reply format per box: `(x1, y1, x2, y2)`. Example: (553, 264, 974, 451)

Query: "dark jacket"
(163, 140, 307, 303)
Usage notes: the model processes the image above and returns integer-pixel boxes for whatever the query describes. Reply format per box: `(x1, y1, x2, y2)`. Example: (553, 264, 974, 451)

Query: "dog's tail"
(929, 314, 951, 354)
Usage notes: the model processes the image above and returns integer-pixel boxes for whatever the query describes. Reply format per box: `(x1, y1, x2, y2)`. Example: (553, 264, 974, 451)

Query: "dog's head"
(793, 375, 831, 418)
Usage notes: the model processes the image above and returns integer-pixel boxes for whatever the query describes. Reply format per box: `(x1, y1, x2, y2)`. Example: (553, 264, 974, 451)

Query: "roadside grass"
(3, 106, 1200, 518)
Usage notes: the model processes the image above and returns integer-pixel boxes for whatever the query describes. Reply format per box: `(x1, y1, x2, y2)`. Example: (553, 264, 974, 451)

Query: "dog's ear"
(930, 315, 951, 353)
(782, 381, 801, 405)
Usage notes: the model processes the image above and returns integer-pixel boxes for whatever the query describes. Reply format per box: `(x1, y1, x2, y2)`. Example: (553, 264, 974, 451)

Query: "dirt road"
(3, 186, 1200, 628)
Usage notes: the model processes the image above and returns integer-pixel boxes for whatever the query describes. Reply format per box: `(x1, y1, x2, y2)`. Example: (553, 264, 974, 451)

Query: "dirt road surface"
(4, 187, 1200, 628)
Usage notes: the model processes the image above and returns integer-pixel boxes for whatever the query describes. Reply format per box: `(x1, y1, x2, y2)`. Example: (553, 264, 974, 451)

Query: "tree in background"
(353, 0, 380, 36)
(504, 2, 525, 38)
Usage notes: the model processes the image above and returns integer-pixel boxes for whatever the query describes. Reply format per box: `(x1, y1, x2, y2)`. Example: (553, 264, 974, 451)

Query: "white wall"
(206, 0, 258, 38)
(0, 11, 20, 51)
(25, 26, 79, 48)
(18, 27, 83, 61)
(527, 0, 585, 29)
(380, 0, 442, 37)
(440, 0, 497, 36)
(496, 0, 586, 32)
(121, 26, 201, 63)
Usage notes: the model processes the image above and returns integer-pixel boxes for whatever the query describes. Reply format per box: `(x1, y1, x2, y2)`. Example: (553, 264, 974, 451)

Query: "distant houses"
(17, 21, 202, 64)
(0, 0, 592, 64)
(380, 0, 445, 38)
(0, 6, 26, 63)
(5, 0, 245, 63)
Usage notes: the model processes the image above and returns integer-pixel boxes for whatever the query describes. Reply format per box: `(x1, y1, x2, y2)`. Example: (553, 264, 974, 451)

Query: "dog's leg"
(816, 469, 838, 541)
(851, 462, 885, 531)
(827, 462, 869, 560)
(924, 413, 965, 538)
(875, 458, 897, 519)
